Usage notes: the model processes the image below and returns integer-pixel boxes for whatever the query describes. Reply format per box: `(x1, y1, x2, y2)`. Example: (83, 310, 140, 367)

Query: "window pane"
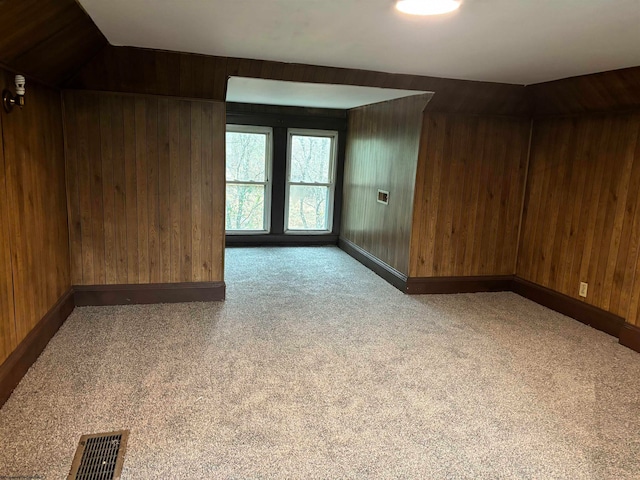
(226, 132, 267, 182)
(287, 185, 329, 230)
(226, 184, 266, 231)
(289, 135, 332, 183)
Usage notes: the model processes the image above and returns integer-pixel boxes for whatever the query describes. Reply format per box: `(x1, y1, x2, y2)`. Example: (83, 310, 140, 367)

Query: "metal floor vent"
(68, 430, 129, 480)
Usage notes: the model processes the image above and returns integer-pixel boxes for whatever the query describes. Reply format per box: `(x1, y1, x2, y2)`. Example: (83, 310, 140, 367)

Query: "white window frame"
(284, 128, 338, 234)
(225, 124, 273, 234)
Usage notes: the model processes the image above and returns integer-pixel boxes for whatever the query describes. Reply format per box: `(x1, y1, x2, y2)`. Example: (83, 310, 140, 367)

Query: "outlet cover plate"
(579, 282, 588, 298)
(377, 189, 389, 205)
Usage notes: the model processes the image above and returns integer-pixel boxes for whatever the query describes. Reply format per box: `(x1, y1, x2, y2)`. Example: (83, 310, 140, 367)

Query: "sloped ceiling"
(0, 0, 106, 86)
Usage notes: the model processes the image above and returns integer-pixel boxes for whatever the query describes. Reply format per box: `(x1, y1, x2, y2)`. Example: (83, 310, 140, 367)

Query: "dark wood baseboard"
(619, 323, 640, 353)
(340, 243, 629, 345)
(0, 288, 75, 408)
(226, 234, 338, 247)
(338, 237, 407, 291)
(511, 277, 625, 337)
(406, 275, 513, 294)
(74, 282, 226, 306)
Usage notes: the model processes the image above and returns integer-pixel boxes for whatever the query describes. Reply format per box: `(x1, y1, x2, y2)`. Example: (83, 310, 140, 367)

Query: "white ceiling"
(226, 77, 430, 109)
(78, 0, 640, 85)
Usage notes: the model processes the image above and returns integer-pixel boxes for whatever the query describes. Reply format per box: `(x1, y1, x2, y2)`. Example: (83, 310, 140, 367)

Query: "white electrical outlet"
(579, 282, 588, 298)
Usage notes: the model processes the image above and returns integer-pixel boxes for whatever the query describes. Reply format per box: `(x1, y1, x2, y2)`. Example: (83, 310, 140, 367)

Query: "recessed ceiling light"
(395, 0, 461, 16)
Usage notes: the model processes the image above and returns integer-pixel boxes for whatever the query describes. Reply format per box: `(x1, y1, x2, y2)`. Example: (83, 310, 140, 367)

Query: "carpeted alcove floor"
(0, 246, 639, 478)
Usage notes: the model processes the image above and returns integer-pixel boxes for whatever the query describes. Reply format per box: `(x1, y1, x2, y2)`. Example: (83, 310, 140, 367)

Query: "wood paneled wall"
(0, 69, 71, 363)
(0, 0, 106, 86)
(409, 114, 531, 278)
(66, 46, 530, 116)
(0, 113, 16, 364)
(518, 112, 640, 326)
(63, 91, 226, 285)
(342, 95, 431, 275)
(530, 66, 640, 116)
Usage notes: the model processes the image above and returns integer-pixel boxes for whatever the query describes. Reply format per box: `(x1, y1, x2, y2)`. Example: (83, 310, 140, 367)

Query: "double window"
(226, 126, 338, 235)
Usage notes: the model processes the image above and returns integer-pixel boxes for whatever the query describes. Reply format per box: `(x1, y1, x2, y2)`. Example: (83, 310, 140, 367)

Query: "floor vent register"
(68, 430, 129, 480)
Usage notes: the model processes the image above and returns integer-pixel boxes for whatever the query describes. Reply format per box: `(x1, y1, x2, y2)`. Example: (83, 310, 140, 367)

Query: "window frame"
(225, 124, 273, 235)
(284, 128, 338, 235)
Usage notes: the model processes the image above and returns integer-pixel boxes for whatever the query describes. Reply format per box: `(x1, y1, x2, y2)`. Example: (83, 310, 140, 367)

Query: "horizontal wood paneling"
(529, 66, 640, 116)
(0, 0, 106, 86)
(63, 90, 226, 285)
(517, 112, 640, 326)
(341, 95, 430, 275)
(66, 46, 530, 116)
(409, 113, 530, 278)
(1, 68, 71, 349)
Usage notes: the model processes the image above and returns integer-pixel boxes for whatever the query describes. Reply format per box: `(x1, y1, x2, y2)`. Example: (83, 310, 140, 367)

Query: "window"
(225, 125, 272, 233)
(285, 129, 338, 233)
(224, 106, 345, 245)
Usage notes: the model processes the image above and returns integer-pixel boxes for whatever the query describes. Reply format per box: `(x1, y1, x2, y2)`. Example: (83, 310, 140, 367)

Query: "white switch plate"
(579, 282, 588, 298)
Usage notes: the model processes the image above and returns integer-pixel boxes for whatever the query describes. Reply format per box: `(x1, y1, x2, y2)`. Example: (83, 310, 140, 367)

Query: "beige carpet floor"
(1, 246, 639, 479)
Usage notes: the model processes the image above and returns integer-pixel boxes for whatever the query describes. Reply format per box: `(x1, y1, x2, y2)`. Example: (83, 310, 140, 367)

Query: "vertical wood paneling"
(123, 97, 139, 283)
(1, 69, 71, 345)
(146, 98, 160, 283)
(168, 100, 181, 281)
(518, 112, 640, 326)
(135, 98, 149, 284)
(179, 101, 192, 282)
(157, 98, 171, 282)
(211, 103, 226, 280)
(200, 104, 213, 280)
(341, 95, 431, 275)
(111, 95, 128, 284)
(63, 90, 225, 285)
(409, 113, 530, 278)
(100, 95, 116, 284)
(0, 112, 17, 364)
(190, 103, 202, 281)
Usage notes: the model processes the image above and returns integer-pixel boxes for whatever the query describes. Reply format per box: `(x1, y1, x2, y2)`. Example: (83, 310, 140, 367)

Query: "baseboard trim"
(74, 282, 226, 306)
(511, 277, 624, 337)
(338, 237, 407, 291)
(406, 275, 513, 294)
(0, 288, 75, 408)
(339, 242, 628, 342)
(226, 234, 338, 246)
(619, 323, 640, 353)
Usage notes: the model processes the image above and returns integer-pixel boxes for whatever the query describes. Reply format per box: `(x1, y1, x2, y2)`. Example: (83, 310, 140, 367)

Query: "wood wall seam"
(513, 118, 534, 275)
